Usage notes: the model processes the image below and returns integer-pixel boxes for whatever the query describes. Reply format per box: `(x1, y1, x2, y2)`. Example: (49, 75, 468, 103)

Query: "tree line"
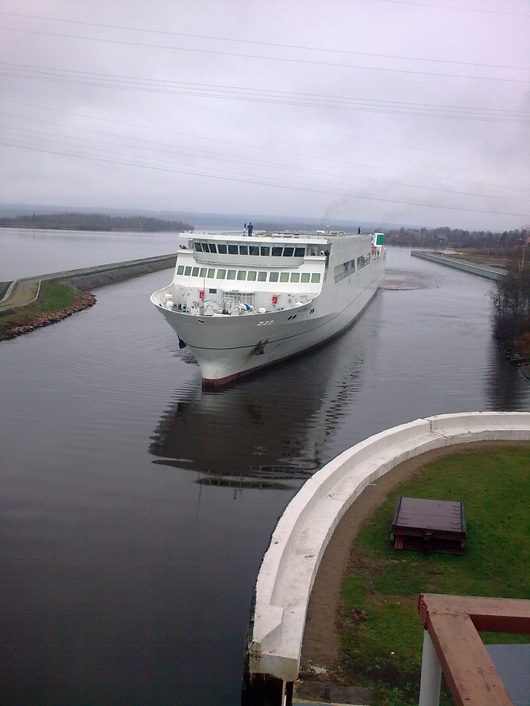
(384, 224, 529, 361)
(0, 212, 194, 232)
(492, 236, 530, 361)
(384, 226, 526, 250)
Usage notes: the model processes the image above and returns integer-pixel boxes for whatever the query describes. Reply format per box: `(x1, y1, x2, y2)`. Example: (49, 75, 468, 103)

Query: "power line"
(369, 0, 530, 17)
(3, 98, 528, 198)
(1, 11, 528, 72)
(3, 116, 526, 204)
(2, 62, 528, 122)
(1, 25, 527, 84)
(2, 138, 529, 220)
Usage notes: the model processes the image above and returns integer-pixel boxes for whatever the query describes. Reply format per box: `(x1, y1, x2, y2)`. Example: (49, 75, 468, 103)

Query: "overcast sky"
(1, 0, 529, 230)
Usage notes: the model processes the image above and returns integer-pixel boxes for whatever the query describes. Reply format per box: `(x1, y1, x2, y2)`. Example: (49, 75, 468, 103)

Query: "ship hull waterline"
(154, 273, 382, 387)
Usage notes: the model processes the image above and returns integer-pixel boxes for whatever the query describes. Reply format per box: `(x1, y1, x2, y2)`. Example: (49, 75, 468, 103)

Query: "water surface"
(1, 227, 188, 280)
(0, 244, 528, 705)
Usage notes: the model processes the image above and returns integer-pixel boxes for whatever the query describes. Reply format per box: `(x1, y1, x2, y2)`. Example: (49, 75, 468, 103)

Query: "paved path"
(0, 278, 40, 313)
(0, 252, 178, 315)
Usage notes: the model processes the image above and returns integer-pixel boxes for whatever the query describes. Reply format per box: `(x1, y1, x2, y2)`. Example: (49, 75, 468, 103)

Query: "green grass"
(0, 281, 81, 334)
(339, 446, 530, 705)
(450, 249, 507, 267)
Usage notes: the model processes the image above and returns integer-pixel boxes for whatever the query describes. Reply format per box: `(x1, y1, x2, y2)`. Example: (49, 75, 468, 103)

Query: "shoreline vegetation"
(0, 212, 194, 232)
(0, 281, 96, 340)
(440, 247, 529, 365)
(491, 240, 530, 364)
(417, 245, 529, 365)
(383, 226, 527, 249)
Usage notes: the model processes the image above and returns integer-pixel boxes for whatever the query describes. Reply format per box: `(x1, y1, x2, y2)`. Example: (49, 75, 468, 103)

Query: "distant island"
(0, 212, 194, 232)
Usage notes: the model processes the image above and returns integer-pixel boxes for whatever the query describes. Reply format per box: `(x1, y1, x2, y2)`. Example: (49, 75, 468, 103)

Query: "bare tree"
(492, 228, 530, 356)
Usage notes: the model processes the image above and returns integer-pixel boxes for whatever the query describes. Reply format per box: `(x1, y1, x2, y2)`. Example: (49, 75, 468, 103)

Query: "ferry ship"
(150, 226, 385, 385)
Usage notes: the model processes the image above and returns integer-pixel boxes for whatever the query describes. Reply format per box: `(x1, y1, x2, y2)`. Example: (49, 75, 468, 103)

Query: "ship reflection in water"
(148, 314, 375, 492)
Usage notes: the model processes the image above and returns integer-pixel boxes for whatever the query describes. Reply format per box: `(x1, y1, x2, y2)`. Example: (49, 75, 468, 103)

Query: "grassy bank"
(339, 445, 530, 706)
(448, 249, 508, 267)
(0, 281, 92, 338)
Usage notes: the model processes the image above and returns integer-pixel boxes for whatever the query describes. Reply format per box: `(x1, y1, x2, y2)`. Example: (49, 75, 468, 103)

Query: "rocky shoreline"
(4, 291, 97, 339)
(1, 252, 178, 341)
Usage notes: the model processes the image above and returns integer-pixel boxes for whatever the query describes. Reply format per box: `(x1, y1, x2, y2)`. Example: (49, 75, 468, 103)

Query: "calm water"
(0, 237, 528, 705)
(0, 227, 189, 281)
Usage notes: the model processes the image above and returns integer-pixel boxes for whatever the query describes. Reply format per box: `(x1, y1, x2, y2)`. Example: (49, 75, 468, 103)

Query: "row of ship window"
(177, 265, 321, 283)
(333, 254, 369, 281)
(194, 242, 307, 257)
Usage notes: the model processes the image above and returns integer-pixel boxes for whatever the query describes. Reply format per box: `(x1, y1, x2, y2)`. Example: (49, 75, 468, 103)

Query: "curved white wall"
(247, 412, 530, 682)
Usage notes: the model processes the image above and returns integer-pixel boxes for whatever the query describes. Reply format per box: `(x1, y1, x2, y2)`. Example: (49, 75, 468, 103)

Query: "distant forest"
(0, 212, 194, 232)
(384, 225, 527, 249)
(252, 222, 527, 250)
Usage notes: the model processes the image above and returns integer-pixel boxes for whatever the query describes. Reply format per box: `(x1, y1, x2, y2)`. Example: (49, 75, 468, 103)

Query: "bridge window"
(301, 273, 310, 283)
(290, 273, 300, 282)
(208, 243, 217, 253)
(294, 247, 305, 257)
(216, 269, 226, 279)
(257, 271, 267, 282)
(249, 245, 259, 256)
(269, 272, 279, 282)
(272, 247, 283, 256)
(228, 245, 238, 254)
(283, 246, 294, 256)
(227, 270, 236, 280)
(239, 245, 249, 255)
(247, 271, 257, 281)
(260, 246, 270, 256)
(192, 267, 199, 276)
(217, 243, 227, 254)
(199, 268, 207, 277)
(207, 268, 215, 278)
(195, 242, 203, 252)
(311, 273, 321, 283)
(280, 272, 289, 282)
(237, 270, 246, 280)
(177, 265, 184, 275)
(184, 266, 192, 276)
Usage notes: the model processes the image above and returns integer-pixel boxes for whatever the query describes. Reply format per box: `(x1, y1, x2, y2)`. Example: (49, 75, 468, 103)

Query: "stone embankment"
(410, 250, 505, 280)
(0, 281, 10, 300)
(1, 253, 177, 312)
(4, 291, 97, 339)
(1, 252, 177, 339)
(51, 253, 178, 290)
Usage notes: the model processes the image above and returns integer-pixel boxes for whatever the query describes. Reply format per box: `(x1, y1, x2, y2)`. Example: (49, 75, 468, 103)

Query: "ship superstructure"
(151, 229, 385, 384)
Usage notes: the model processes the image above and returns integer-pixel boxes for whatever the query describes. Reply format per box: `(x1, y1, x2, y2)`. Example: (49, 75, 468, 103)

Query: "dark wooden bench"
(391, 496, 466, 554)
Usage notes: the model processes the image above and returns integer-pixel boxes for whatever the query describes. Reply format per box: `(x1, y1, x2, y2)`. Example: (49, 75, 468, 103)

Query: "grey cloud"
(1, 0, 529, 230)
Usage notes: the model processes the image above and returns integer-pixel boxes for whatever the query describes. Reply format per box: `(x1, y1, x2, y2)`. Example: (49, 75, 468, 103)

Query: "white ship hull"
(151, 229, 385, 385)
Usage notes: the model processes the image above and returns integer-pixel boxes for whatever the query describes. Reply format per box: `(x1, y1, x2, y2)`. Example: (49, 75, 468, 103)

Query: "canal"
(0, 242, 528, 705)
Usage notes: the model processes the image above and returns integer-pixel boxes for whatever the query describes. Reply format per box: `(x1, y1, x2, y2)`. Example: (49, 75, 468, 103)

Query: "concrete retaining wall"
(0, 281, 11, 300)
(0, 254, 177, 315)
(40, 253, 178, 289)
(248, 412, 530, 683)
(411, 250, 505, 280)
